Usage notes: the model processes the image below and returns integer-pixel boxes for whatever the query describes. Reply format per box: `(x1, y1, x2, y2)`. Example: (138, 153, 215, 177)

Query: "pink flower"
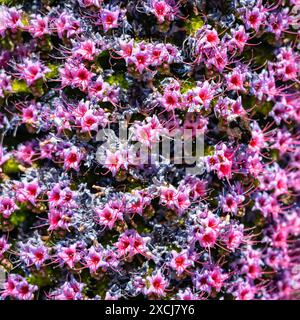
(15, 281, 38, 300)
(6, 7, 23, 32)
(244, 7, 265, 32)
(48, 208, 73, 231)
(103, 149, 123, 176)
(147, 271, 169, 297)
(206, 47, 228, 72)
(50, 278, 85, 300)
(194, 81, 216, 110)
(132, 51, 150, 74)
(73, 40, 96, 61)
(30, 245, 49, 269)
(57, 244, 81, 269)
(96, 205, 120, 230)
(18, 59, 49, 86)
(59, 62, 76, 87)
(160, 186, 177, 209)
(29, 15, 50, 38)
(63, 147, 84, 171)
(151, 0, 173, 24)
(160, 90, 181, 111)
(54, 12, 82, 38)
(0, 235, 10, 258)
(80, 110, 99, 133)
(1, 274, 37, 300)
(249, 122, 266, 151)
(116, 39, 134, 64)
(74, 65, 95, 91)
(22, 104, 39, 125)
(177, 288, 199, 300)
(100, 9, 119, 32)
(224, 226, 244, 251)
(200, 28, 220, 49)
(84, 246, 105, 273)
(115, 230, 150, 258)
(133, 115, 164, 147)
(229, 26, 248, 52)
(198, 228, 217, 248)
(169, 250, 193, 275)
(16, 143, 35, 165)
(0, 197, 18, 218)
(174, 192, 191, 215)
(15, 181, 40, 205)
(226, 68, 246, 92)
(0, 72, 12, 97)
(220, 193, 245, 215)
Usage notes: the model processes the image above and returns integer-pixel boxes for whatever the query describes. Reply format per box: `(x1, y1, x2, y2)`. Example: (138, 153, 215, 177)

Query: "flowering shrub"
(0, 0, 299, 300)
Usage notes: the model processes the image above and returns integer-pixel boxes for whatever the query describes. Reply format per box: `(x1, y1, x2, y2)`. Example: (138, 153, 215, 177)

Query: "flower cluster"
(0, 0, 299, 300)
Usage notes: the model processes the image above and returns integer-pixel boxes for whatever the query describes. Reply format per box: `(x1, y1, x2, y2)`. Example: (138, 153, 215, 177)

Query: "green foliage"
(46, 64, 59, 79)
(27, 268, 57, 288)
(107, 73, 129, 89)
(11, 79, 31, 94)
(185, 15, 204, 35)
(257, 101, 274, 116)
(2, 157, 21, 174)
(9, 210, 26, 227)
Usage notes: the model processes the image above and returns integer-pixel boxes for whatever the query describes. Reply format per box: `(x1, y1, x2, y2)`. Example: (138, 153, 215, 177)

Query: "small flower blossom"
(0, 197, 18, 218)
(17, 59, 50, 86)
(63, 147, 84, 171)
(100, 8, 120, 32)
(0, 236, 10, 258)
(169, 250, 193, 275)
(28, 14, 50, 38)
(146, 271, 169, 297)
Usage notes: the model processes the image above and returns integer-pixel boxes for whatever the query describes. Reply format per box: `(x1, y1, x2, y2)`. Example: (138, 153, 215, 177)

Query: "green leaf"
(257, 101, 273, 116)
(106, 73, 128, 89)
(11, 80, 30, 94)
(46, 64, 59, 79)
(9, 210, 26, 226)
(2, 157, 20, 174)
(186, 16, 204, 35)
